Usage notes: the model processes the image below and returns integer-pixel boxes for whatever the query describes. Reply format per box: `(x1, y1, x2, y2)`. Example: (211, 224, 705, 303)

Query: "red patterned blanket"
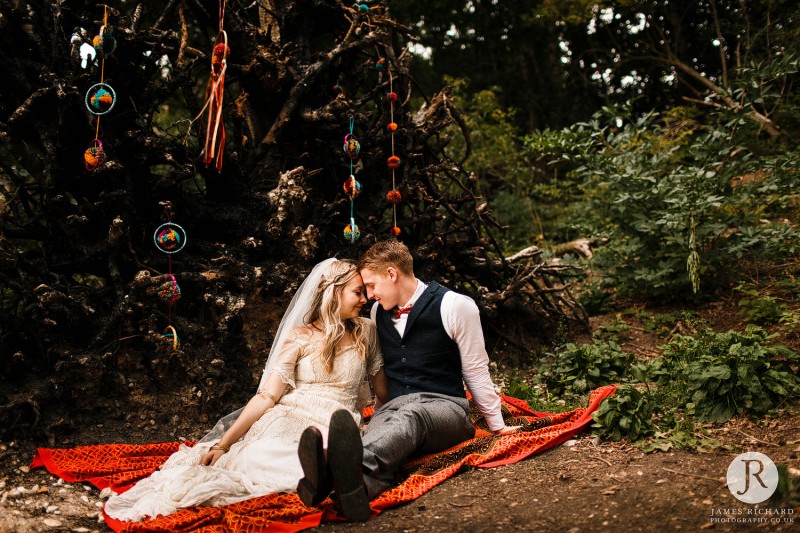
(32, 386, 616, 532)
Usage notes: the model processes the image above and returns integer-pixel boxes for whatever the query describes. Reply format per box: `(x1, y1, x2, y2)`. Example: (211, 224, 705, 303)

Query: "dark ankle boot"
(327, 409, 370, 522)
(297, 426, 332, 507)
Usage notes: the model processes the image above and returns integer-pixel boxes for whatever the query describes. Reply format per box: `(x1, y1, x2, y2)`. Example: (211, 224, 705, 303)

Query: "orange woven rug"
(31, 386, 616, 532)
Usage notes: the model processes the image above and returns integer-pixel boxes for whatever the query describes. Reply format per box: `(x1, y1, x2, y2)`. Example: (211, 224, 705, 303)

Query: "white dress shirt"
(370, 279, 505, 431)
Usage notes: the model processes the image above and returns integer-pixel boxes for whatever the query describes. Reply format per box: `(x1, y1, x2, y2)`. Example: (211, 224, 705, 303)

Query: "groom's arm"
(442, 292, 506, 432)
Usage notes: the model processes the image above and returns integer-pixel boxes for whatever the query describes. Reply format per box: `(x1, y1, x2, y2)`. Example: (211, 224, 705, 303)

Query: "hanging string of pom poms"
(153, 202, 187, 351)
(83, 5, 117, 171)
(382, 57, 402, 237)
(342, 115, 362, 243)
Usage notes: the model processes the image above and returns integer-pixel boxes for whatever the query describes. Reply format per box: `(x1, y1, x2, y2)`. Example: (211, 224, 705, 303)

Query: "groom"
(297, 239, 518, 520)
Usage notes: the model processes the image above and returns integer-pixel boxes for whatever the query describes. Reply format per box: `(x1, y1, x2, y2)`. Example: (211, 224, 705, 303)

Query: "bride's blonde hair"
(305, 260, 370, 372)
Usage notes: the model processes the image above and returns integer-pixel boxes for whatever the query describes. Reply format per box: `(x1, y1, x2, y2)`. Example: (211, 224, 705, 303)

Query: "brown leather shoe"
(296, 426, 332, 507)
(327, 410, 370, 522)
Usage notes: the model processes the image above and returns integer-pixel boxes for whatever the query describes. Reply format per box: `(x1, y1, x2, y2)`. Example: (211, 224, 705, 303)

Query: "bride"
(105, 258, 388, 521)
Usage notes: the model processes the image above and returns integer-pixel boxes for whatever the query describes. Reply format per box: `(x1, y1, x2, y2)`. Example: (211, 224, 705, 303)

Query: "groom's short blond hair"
(358, 240, 414, 276)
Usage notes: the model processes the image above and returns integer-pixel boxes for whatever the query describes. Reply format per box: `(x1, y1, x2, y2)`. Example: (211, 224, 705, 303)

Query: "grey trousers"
(361, 392, 475, 499)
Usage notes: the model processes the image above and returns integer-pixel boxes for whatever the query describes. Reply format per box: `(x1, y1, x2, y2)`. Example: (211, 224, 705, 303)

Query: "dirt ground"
(2, 299, 798, 532)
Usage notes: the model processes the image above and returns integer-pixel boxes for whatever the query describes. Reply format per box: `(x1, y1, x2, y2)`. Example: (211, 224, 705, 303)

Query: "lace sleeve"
(259, 330, 303, 392)
(366, 322, 384, 377)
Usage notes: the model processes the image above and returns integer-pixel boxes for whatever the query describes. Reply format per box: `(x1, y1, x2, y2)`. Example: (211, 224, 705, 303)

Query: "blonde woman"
(105, 259, 388, 522)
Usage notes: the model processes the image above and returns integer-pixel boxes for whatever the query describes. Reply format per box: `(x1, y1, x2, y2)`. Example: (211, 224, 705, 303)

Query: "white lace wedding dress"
(104, 321, 383, 521)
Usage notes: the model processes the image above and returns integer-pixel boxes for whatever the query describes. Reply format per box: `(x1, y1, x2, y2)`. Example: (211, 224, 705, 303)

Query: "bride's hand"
(200, 449, 224, 466)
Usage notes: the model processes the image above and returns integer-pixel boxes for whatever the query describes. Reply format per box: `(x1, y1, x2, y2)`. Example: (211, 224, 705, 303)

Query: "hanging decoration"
(153, 203, 186, 351)
(342, 116, 361, 243)
(194, 0, 230, 172)
(383, 60, 402, 237)
(84, 139, 106, 171)
(161, 325, 180, 352)
(83, 5, 115, 171)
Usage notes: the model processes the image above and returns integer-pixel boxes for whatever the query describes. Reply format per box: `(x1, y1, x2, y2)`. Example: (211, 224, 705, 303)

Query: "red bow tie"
(392, 304, 413, 319)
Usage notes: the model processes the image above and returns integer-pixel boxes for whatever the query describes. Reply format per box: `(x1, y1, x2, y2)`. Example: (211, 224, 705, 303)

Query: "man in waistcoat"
(296, 240, 518, 521)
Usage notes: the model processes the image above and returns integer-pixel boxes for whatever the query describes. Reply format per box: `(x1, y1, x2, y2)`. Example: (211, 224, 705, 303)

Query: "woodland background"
(0, 0, 799, 468)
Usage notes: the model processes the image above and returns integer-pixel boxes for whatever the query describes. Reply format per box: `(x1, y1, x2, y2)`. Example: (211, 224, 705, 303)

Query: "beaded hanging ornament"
(342, 116, 361, 243)
(83, 6, 115, 172)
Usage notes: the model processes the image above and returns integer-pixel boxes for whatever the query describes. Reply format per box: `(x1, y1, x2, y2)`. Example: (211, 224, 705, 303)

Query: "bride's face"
(338, 274, 367, 320)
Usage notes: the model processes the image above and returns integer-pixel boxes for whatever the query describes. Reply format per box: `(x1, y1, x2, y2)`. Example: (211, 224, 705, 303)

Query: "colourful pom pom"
(375, 58, 385, 70)
(85, 83, 116, 115)
(387, 122, 398, 132)
(157, 229, 181, 251)
(343, 176, 362, 199)
(91, 89, 113, 112)
(333, 84, 345, 94)
(93, 30, 117, 57)
(213, 43, 230, 61)
(390, 226, 401, 236)
(343, 134, 360, 159)
(212, 43, 231, 74)
(386, 91, 398, 102)
(359, 3, 370, 11)
(387, 155, 401, 169)
(153, 222, 188, 254)
(344, 224, 361, 242)
(160, 325, 180, 351)
(84, 140, 106, 171)
(386, 190, 402, 204)
(158, 274, 182, 305)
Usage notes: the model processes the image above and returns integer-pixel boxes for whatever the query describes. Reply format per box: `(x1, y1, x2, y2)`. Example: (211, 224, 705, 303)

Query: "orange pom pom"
(390, 226, 401, 236)
(387, 122, 398, 132)
(387, 155, 401, 169)
(386, 190, 402, 204)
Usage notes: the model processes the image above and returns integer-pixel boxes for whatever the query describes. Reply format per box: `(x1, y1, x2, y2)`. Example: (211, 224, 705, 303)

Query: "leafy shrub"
(658, 326, 800, 422)
(537, 340, 633, 396)
(736, 285, 788, 325)
(577, 284, 613, 315)
(639, 417, 723, 453)
(524, 102, 800, 299)
(591, 385, 655, 441)
(505, 375, 579, 412)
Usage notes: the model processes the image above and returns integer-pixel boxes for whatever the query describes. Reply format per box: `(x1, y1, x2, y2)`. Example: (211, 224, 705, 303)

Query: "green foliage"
(576, 283, 613, 316)
(505, 375, 580, 412)
(444, 78, 587, 252)
(735, 284, 800, 332)
(770, 464, 800, 508)
(737, 292, 788, 325)
(638, 417, 723, 453)
(638, 310, 697, 337)
(658, 326, 800, 422)
(591, 385, 655, 441)
(537, 339, 633, 396)
(592, 314, 630, 341)
(525, 101, 800, 299)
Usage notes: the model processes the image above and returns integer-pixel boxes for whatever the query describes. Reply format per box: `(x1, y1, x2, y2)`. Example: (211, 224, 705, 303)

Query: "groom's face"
(359, 267, 399, 310)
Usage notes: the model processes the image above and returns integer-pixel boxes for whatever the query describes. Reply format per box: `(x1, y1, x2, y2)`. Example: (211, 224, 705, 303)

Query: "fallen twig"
(662, 468, 723, 483)
(733, 428, 779, 447)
